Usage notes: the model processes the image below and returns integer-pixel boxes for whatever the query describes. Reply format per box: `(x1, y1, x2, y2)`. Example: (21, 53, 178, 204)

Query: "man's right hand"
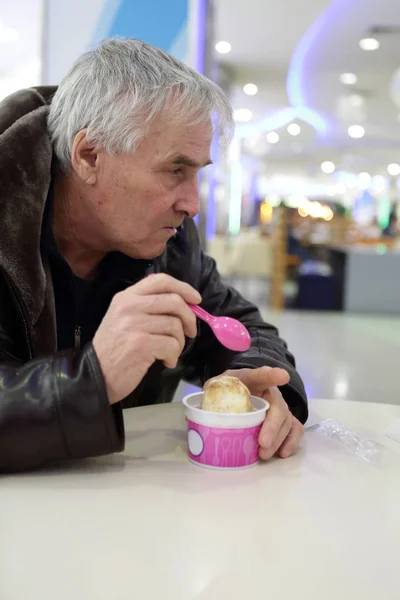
(93, 274, 201, 405)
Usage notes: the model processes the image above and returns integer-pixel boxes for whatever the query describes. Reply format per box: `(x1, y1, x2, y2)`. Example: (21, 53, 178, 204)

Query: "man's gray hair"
(48, 37, 234, 171)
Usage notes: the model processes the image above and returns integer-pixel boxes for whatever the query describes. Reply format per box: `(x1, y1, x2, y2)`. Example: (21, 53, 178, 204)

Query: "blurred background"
(1, 0, 399, 404)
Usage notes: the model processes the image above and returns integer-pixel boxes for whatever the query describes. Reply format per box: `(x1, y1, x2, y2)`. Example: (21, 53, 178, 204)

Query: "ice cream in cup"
(182, 376, 269, 470)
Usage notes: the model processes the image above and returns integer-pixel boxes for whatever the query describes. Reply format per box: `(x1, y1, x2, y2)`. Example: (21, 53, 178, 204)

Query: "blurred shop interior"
(207, 0, 400, 316)
(0, 0, 399, 401)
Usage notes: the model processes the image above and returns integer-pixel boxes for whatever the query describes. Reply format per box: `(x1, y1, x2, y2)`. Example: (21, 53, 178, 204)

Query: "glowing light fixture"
(288, 123, 301, 136)
(215, 41, 231, 54)
(348, 125, 365, 138)
(340, 72, 357, 85)
(268, 194, 281, 207)
(358, 172, 371, 190)
(359, 37, 380, 51)
(260, 202, 273, 224)
(378, 196, 391, 229)
(298, 206, 309, 218)
(229, 165, 242, 235)
(286, 5, 331, 134)
(387, 163, 400, 176)
(308, 201, 323, 218)
(321, 161, 335, 174)
(323, 206, 334, 221)
(228, 138, 242, 235)
(372, 175, 388, 193)
(346, 174, 358, 189)
(243, 83, 258, 96)
(267, 131, 280, 144)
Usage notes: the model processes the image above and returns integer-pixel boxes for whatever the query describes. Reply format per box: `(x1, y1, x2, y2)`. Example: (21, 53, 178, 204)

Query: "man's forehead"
(149, 119, 213, 166)
(150, 114, 213, 143)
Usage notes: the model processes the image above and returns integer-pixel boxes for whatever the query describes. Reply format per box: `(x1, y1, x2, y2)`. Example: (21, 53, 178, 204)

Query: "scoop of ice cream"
(201, 376, 253, 413)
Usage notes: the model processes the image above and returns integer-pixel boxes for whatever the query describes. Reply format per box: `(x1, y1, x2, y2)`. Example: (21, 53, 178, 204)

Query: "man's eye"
(170, 168, 183, 176)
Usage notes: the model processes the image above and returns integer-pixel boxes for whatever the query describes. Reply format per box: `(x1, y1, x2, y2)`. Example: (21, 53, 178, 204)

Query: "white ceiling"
(0, 0, 41, 70)
(215, 0, 400, 173)
(215, 0, 331, 70)
(1, 0, 400, 176)
(0, 0, 42, 98)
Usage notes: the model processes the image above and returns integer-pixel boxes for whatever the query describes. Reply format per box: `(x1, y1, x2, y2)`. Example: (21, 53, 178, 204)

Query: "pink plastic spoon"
(188, 304, 251, 352)
(146, 274, 250, 351)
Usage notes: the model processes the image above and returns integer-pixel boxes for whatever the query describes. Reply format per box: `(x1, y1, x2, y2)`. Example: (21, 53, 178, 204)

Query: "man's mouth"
(164, 223, 183, 230)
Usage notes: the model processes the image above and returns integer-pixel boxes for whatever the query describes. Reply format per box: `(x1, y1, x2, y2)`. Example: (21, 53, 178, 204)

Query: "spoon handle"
(187, 304, 214, 325)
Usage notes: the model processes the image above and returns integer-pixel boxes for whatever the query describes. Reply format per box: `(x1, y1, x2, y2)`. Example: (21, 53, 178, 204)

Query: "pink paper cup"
(182, 392, 269, 470)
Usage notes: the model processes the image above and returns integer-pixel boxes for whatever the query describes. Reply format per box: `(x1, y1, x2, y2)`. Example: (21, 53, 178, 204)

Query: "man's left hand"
(222, 367, 304, 460)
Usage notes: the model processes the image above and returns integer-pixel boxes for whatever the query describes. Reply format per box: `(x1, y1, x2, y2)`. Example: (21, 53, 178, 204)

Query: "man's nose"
(174, 177, 200, 219)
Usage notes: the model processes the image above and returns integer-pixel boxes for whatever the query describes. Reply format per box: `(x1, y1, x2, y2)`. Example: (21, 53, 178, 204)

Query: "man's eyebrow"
(171, 155, 213, 169)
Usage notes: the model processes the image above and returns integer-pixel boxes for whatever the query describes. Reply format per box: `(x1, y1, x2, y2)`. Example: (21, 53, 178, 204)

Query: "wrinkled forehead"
(144, 113, 213, 164)
(149, 110, 213, 141)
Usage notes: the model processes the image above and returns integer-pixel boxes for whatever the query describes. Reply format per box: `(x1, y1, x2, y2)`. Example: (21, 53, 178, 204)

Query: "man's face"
(88, 116, 213, 259)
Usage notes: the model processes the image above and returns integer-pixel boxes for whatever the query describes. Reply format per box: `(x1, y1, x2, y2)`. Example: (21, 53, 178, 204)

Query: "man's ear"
(71, 129, 100, 185)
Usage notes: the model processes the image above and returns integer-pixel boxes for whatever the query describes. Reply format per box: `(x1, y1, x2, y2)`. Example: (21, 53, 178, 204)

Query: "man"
(0, 38, 307, 471)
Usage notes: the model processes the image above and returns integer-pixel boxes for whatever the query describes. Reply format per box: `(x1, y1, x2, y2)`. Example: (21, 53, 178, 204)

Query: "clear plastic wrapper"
(307, 418, 384, 465)
(386, 419, 400, 444)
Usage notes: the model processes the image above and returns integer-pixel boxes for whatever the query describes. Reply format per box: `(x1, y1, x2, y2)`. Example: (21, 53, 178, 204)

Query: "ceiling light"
(288, 123, 301, 136)
(359, 37, 380, 51)
(298, 206, 309, 218)
(387, 163, 400, 176)
(266, 132, 280, 144)
(344, 173, 358, 189)
(372, 175, 388, 193)
(215, 41, 231, 54)
(340, 73, 358, 85)
(233, 108, 252, 122)
(321, 161, 336, 174)
(267, 194, 281, 207)
(243, 83, 258, 96)
(358, 172, 371, 190)
(308, 201, 324, 219)
(348, 125, 365, 138)
(0, 22, 19, 44)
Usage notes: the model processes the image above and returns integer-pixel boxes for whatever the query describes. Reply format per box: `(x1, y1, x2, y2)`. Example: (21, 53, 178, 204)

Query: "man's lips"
(160, 226, 179, 237)
(163, 223, 183, 230)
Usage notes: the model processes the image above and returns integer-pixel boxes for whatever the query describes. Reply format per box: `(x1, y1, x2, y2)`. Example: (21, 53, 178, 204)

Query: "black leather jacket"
(0, 88, 307, 471)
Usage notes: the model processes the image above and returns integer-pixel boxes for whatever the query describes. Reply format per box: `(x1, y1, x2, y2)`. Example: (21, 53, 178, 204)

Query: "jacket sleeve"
(179, 247, 308, 424)
(0, 343, 124, 472)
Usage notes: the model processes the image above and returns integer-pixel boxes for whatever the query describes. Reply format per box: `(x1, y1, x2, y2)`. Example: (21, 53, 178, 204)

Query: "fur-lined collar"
(0, 87, 57, 354)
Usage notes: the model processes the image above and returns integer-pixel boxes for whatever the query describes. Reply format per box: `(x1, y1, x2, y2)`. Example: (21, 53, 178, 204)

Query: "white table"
(1, 400, 400, 600)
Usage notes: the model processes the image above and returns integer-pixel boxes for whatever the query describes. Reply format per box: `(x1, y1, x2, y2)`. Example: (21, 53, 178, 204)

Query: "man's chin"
(126, 242, 168, 261)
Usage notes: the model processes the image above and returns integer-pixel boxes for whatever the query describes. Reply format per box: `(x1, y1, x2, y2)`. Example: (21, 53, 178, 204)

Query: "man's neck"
(52, 171, 106, 280)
